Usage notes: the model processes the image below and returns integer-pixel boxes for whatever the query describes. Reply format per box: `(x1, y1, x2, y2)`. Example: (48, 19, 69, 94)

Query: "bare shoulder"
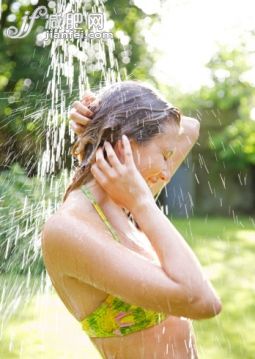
(42, 188, 94, 243)
(41, 193, 113, 267)
(41, 188, 160, 270)
(41, 210, 67, 262)
(41, 208, 87, 250)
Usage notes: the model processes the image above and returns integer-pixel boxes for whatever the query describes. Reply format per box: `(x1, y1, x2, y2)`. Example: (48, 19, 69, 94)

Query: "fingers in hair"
(72, 101, 93, 117)
(95, 147, 116, 175)
(69, 108, 90, 126)
(70, 120, 85, 135)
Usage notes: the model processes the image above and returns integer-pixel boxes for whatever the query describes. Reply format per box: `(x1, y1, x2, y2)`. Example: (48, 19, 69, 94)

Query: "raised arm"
(42, 210, 221, 320)
(130, 196, 222, 319)
(169, 116, 200, 178)
(83, 134, 221, 319)
(128, 118, 222, 317)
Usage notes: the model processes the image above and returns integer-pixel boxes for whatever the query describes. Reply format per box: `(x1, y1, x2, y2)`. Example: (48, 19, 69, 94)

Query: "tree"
(0, 0, 162, 274)
(0, 0, 160, 174)
(172, 42, 255, 169)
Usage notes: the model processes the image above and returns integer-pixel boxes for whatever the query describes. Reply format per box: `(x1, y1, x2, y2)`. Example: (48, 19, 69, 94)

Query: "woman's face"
(115, 115, 200, 196)
(114, 120, 183, 196)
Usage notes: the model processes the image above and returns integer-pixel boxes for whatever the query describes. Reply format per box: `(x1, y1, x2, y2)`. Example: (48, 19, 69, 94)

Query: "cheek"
(132, 147, 163, 175)
(141, 155, 164, 176)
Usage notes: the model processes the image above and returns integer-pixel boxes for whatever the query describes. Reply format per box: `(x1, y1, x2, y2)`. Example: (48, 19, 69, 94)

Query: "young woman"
(41, 81, 222, 359)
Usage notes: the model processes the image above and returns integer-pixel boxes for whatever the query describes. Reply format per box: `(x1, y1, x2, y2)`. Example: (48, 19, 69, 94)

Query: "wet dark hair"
(63, 80, 182, 202)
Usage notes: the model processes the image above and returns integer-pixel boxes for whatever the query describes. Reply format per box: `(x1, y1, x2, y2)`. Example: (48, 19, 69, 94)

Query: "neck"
(82, 179, 142, 228)
(83, 179, 108, 207)
(83, 179, 131, 215)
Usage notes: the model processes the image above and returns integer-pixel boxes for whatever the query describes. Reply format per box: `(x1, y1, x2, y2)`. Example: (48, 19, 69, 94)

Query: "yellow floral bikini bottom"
(79, 185, 168, 338)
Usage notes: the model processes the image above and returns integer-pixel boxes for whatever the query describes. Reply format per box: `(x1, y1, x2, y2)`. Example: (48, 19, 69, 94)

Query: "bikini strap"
(80, 185, 121, 243)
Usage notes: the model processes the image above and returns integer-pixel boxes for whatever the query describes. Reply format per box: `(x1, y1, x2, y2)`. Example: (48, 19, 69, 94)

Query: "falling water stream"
(0, 0, 125, 354)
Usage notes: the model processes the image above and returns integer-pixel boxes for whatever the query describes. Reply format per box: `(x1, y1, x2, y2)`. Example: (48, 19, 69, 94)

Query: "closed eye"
(163, 151, 174, 160)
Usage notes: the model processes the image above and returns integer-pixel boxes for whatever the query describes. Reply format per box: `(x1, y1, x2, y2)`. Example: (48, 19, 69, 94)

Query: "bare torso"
(42, 188, 198, 359)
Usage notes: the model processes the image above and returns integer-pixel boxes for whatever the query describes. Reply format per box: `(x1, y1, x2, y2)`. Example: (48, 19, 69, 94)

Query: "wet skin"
(42, 116, 201, 358)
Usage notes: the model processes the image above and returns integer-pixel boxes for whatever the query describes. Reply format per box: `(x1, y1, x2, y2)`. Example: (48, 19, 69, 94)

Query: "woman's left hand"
(68, 91, 96, 135)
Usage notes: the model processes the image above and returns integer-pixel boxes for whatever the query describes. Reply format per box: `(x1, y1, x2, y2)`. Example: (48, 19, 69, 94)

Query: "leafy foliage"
(0, 163, 66, 274)
(173, 42, 255, 170)
(0, 0, 158, 172)
(210, 119, 255, 170)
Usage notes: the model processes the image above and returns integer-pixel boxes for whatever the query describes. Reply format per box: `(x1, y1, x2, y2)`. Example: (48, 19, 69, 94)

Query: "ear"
(113, 139, 125, 164)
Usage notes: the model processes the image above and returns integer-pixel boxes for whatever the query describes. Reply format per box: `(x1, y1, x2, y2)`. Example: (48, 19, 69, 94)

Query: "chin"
(149, 181, 166, 197)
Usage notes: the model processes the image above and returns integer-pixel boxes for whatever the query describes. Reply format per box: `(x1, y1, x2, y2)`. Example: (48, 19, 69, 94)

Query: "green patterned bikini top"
(79, 185, 168, 338)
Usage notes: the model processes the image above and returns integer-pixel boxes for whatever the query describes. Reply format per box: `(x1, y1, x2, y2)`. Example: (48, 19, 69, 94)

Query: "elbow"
(181, 116, 200, 140)
(191, 118, 200, 140)
(165, 283, 222, 320)
(209, 296, 223, 316)
(191, 294, 222, 320)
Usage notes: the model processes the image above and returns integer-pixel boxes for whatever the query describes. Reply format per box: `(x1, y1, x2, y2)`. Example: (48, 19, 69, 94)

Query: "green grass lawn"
(0, 278, 102, 359)
(0, 215, 254, 358)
